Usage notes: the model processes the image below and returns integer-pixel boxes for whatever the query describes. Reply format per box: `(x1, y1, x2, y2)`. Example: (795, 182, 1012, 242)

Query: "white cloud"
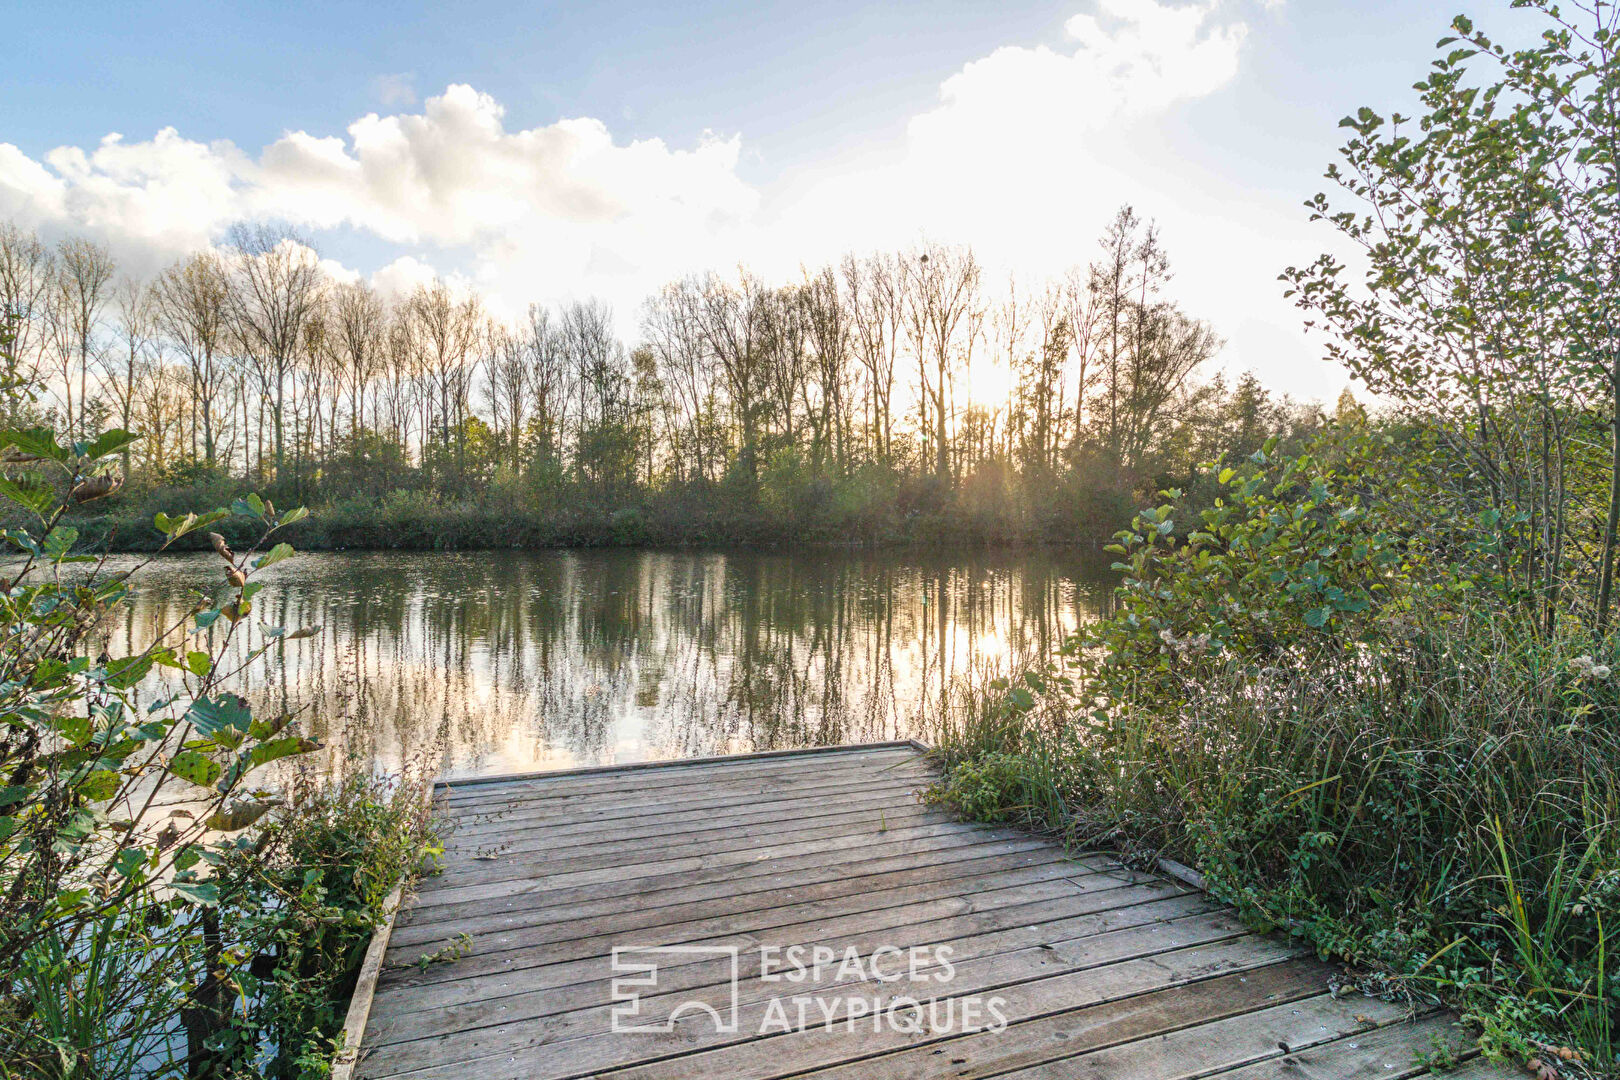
(757, 0, 1334, 397)
(369, 254, 440, 298)
(0, 84, 758, 316)
(762, 0, 1253, 273)
(915, 0, 1245, 148)
(0, 2, 1331, 394)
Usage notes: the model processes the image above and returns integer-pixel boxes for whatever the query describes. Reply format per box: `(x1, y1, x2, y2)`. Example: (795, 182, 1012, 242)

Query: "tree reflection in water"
(97, 548, 1114, 779)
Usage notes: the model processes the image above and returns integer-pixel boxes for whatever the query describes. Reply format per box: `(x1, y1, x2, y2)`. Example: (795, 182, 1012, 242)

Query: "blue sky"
(3, 1, 1553, 400)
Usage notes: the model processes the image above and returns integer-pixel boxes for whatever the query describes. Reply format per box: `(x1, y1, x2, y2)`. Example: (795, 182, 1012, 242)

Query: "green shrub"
(0, 324, 440, 1078)
(932, 434, 1620, 1071)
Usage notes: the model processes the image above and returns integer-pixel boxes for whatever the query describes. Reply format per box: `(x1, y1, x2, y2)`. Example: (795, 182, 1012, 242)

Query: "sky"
(1, 0, 1554, 403)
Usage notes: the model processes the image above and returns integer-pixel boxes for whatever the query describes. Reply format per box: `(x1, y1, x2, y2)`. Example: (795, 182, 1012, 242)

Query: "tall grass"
(929, 611, 1620, 1071)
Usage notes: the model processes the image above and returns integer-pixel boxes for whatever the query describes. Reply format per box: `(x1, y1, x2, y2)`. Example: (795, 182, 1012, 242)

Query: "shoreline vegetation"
(0, 339, 443, 1077)
(930, 5, 1620, 1076)
(59, 487, 1138, 552)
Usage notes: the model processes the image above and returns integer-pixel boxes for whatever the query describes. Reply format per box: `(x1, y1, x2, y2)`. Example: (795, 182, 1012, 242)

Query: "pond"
(100, 548, 1115, 780)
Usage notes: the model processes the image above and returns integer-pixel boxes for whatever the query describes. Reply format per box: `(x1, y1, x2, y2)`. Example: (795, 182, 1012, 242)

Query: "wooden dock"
(351, 743, 1512, 1080)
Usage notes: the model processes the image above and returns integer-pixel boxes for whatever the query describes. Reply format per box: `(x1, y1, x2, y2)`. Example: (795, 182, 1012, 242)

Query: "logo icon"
(610, 945, 741, 1033)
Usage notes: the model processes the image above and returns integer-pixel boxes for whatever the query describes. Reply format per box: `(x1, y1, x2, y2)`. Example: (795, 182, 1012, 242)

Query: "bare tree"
(843, 253, 903, 463)
(154, 251, 232, 465)
(328, 280, 387, 455)
(694, 271, 770, 482)
(0, 224, 55, 388)
(405, 281, 483, 483)
(106, 278, 156, 473)
(226, 224, 325, 483)
(47, 237, 116, 440)
(802, 267, 850, 471)
(904, 244, 981, 482)
(642, 281, 717, 482)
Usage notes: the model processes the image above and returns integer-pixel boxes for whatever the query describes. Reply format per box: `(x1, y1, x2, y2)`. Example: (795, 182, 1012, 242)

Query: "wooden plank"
(331, 881, 405, 1080)
(405, 821, 1038, 908)
(366, 896, 1228, 1049)
(987, 994, 1427, 1080)
(442, 760, 934, 828)
(398, 831, 1059, 923)
(361, 900, 1231, 1068)
(387, 847, 1081, 950)
(359, 748, 1491, 1080)
(393, 853, 1091, 957)
(435, 801, 949, 874)
(441, 770, 936, 844)
(581, 953, 1328, 1080)
(366, 887, 1217, 1036)
(394, 835, 1066, 931)
(1211, 1012, 1483, 1079)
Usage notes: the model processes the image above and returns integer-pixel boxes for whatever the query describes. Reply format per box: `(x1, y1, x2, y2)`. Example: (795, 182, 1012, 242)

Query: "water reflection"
(100, 549, 1114, 780)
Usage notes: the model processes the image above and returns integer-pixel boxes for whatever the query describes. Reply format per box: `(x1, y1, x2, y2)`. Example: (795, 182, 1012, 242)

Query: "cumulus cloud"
(765, 0, 1254, 276)
(252, 85, 754, 252)
(913, 0, 1246, 149)
(0, 84, 758, 314)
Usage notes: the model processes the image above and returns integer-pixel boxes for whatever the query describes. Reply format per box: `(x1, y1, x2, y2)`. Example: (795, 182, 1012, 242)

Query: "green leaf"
(279, 506, 309, 527)
(83, 429, 140, 462)
(185, 694, 252, 737)
(155, 509, 228, 539)
(205, 800, 277, 832)
(170, 879, 219, 906)
(0, 472, 56, 515)
(52, 713, 92, 747)
(2, 427, 69, 463)
(41, 526, 78, 562)
(185, 651, 212, 678)
(1304, 606, 1332, 629)
(249, 736, 318, 770)
(104, 654, 154, 689)
(79, 770, 120, 801)
(231, 494, 266, 519)
(112, 847, 147, 879)
(168, 750, 221, 788)
(253, 542, 294, 571)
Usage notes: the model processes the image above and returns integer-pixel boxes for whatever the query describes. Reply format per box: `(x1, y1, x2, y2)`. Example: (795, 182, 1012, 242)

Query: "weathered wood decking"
(354, 743, 1512, 1080)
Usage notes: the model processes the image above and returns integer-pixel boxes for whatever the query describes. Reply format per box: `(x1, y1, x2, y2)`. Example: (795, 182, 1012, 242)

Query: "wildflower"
(1568, 655, 1598, 677)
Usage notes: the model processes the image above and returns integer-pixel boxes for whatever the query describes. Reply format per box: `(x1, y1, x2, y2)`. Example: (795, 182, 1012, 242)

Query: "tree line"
(0, 208, 1324, 543)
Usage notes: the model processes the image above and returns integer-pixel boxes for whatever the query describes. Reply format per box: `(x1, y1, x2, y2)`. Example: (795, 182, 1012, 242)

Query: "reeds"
(930, 611, 1620, 1070)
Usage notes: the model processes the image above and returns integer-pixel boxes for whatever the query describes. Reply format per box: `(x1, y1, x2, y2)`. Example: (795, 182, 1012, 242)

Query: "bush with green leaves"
(932, 431, 1620, 1071)
(0, 323, 436, 1078)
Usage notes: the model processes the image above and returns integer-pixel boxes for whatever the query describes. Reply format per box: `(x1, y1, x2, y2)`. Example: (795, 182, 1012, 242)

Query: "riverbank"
(924, 441, 1620, 1076)
(55, 480, 1138, 552)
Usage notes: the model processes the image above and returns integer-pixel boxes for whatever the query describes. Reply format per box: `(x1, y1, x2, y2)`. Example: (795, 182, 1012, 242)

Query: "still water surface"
(103, 549, 1114, 780)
